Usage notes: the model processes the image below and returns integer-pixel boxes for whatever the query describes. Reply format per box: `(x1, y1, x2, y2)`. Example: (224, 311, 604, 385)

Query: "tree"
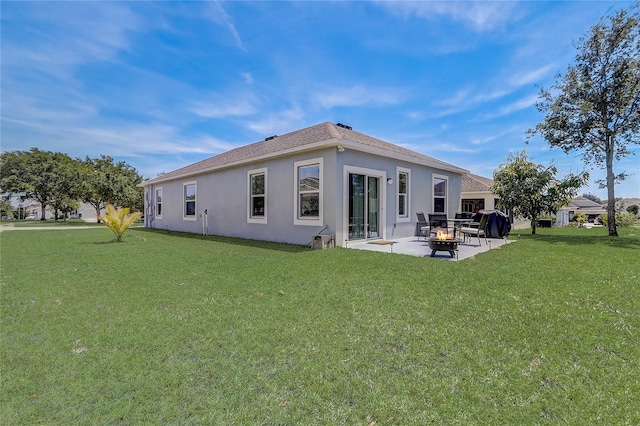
(581, 193, 602, 204)
(48, 154, 83, 221)
(529, 4, 640, 236)
(80, 156, 143, 222)
(97, 204, 142, 242)
(0, 197, 14, 219)
(491, 151, 589, 234)
(0, 148, 78, 220)
(628, 204, 639, 215)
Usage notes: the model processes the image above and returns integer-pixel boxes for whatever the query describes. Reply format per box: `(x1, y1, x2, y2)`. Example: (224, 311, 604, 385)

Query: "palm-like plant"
(98, 204, 142, 242)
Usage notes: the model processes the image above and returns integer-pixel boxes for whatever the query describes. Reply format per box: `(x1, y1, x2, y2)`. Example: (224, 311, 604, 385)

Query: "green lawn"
(5, 219, 103, 227)
(1, 226, 638, 424)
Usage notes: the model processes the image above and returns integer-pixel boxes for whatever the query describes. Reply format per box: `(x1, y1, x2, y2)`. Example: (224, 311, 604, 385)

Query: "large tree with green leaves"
(529, 4, 640, 236)
(80, 155, 143, 222)
(491, 151, 589, 235)
(0, 148, 80, 220)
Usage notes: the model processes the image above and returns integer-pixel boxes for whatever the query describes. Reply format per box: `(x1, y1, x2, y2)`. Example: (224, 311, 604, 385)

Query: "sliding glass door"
(348, 173, 380, 240)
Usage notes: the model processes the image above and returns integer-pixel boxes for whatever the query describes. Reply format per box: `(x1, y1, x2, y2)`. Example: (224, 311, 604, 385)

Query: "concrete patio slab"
(345, 236, 512, 261)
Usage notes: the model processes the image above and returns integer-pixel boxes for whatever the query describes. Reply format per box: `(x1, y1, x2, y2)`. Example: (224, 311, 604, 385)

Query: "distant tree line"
(0, 148, 143, 221)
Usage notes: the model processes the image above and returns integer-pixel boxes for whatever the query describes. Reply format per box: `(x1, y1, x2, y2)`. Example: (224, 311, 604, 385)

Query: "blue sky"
(2, 1, 638, 199)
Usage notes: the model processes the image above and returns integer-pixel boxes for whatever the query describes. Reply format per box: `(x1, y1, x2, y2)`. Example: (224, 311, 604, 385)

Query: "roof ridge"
(325, 122, 341, 139)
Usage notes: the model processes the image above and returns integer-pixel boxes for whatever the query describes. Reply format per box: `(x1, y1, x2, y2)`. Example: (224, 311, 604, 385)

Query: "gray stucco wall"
(143, 147, 462, 247)
(333, 149, 462, 244)
(146, 148, 336, 246)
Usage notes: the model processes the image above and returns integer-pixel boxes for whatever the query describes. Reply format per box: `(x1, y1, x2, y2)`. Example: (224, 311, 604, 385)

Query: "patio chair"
(416, 212, 429, 241)
(460, 213, 489, 245)
(428, 213, 449, 235)
(455, 212, 473, 220)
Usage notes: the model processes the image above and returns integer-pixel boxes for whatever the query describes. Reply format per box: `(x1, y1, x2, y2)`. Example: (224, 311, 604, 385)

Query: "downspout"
(202, 209, 208, 235)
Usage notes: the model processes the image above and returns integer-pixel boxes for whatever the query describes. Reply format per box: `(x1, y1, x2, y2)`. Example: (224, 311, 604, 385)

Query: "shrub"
(97, 204, 142, 242)
(573, 212, 588, 226)
(601, 212, 640, 227)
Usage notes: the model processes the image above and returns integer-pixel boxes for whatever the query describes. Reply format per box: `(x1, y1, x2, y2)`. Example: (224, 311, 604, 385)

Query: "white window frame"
(183, 181, 197, 221)
(433, 174, 448, 214)
(294, 157, 323, 226)
(342, 165, 387, 242)
(396, 167, 411, 222)
(155, 187, 163, 219)
(247, 168, 267, 224)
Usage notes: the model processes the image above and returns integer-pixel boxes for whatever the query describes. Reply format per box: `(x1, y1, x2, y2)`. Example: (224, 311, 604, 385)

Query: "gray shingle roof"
(142, 121, 468, 185)
(569, 196, 604, 209)
(462, 173, 494, 193)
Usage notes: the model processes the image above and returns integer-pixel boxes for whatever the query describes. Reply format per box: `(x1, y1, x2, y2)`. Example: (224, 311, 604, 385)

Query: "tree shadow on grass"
(90, 239, 123, 245)
(513, 229, 640, 250)
(133, 228, 311, 254)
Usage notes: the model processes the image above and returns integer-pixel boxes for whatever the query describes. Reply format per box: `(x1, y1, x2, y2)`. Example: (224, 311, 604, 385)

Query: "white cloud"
(470, 125, 526, 145)
(380, 1, 525, 32)
(428, 142, 479, 154)
(246, 108, 306, 135)
(508, 64, 556, 87)
(481, 94, 540, 119)
(430, 87, 512, 118)
(2, 3, 140, 73)
(191, 93, 259, 118)
(206, 1, 245, 51)
(311, 86, 403, 109)
(241, 72, 254, 85)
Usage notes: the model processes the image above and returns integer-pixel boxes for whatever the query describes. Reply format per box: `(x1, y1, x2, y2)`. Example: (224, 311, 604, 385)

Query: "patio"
(345, 236, 512, 261)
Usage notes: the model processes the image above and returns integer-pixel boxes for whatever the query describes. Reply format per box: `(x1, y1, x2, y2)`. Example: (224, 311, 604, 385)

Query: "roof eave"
(140, 139, 341, 187)
(337, 140, 468, 174)
(140, 137, 469, 187)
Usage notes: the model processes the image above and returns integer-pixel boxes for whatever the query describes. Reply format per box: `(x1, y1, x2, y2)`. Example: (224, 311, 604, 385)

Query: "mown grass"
(1, 226, 638, 424)
(5, 219, 102, 227)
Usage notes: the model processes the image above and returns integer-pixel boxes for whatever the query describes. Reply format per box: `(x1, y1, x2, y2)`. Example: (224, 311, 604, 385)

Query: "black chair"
(428, 213, 448, 234)
(455, 212, 473, 220)
(416, 212, 429, 241)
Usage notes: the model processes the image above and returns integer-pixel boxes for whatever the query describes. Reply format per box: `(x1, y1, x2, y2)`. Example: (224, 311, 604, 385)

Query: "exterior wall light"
(387, 178, 393, 185)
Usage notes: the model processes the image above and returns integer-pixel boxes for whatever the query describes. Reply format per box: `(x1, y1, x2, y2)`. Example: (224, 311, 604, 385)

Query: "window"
(462, 198, 484, 213)
(396, 167, 410, 221)
(294, 158, 323, 225)
(433, 175, 447, 213)
(155, 188, 162, 218)
(184, 181, 196, 220)
(248, 168, 267, 223)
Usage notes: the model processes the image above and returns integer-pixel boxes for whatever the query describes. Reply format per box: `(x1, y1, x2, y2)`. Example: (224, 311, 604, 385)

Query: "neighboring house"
(140, 121, 469, 246)
(68, 204, 105, 222)
(460, 172, 529, 230)
(5, 192, 102, 221)
(460, 173, 498, 213)
(5, 194, 54, 220)
(556, 196, 607, 226)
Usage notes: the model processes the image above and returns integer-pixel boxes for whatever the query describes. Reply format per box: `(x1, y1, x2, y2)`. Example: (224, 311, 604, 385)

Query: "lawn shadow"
(133, 228, 311, 254)
(513, 230, 640, 249)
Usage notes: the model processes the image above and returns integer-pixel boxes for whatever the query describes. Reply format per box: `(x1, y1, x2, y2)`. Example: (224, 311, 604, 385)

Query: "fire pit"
(428, 229, 458, 259)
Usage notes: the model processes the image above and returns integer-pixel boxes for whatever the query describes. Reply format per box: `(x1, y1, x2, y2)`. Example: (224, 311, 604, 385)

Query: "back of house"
(140, 122, 469, 247)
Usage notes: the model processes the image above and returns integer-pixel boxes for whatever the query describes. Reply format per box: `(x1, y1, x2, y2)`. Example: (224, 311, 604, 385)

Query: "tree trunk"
(606, 136, 618, 236)
(530, 218, 537, 235)
(40, 204, 46, 221)
(95, 205, 101, 223)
